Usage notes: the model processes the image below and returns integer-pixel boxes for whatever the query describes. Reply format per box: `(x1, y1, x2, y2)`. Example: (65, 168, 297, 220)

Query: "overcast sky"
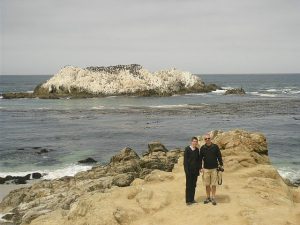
(1, 0, 300, 75)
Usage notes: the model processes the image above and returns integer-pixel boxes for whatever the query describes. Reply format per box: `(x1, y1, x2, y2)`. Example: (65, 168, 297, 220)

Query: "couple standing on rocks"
(184, 134, 223, 206)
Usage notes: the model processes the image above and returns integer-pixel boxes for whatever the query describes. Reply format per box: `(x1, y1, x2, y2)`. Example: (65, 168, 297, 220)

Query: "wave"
(264, 88, 300, 94)
(278, 167, 300, 183)
(184, 93, 206, 96)
(91, 106, 105, 110)
(291, 90, 300, 94)
(212, 89, 226, 94)
(0, 164, 93, 180)
(265, 88, 279, 92)
(249, 92, 277, 97)
(36, 107, 51, 110)
(148, 104, 206, 109)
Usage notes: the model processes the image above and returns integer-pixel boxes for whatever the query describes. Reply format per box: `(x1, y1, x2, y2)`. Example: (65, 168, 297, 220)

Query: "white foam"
(36, 107, 51, 110)
(278, 167, 300, 183)
(149, 104, 205, 109)
(249, 92, 277, 97)
(264, 88, 300, 95)
(212, 89, 226, 94)
(291, 90, 300, 94)
(184, 93, 206, 96)
(0, 164, 92, 180)
(265, 88, 278, 92)
(0, 214, 6, 222)
(150, 104, 189, 108)
(42, 164, 92, 180)
(91, 105, 105, 110)
(26, 90, 34, 93)
(221, 86, 234, 90)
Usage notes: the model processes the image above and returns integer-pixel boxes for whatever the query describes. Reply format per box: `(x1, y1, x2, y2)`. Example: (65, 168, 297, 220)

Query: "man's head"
(204, 134, 212, 146)
(191, 137, 198, 148)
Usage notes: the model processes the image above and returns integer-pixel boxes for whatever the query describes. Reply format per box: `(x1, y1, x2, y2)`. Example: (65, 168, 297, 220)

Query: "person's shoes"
(204, 198, 211, 204)
(191, 200, 197, 204)
(211, 198, 217, 205)
(186, 202, 193, 206)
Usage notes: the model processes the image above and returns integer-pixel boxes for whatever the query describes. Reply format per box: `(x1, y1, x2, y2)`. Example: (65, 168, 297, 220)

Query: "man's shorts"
(202, 168, 218, 186)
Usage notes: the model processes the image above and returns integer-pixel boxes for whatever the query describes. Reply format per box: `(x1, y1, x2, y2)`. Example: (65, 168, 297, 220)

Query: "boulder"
(224, 88, 246, 95)
(110, 147, 140, 164)
(147, 142, 168, 154)
(35, 148, 49, 154)
(32, 172, 42, 179)
(0, 177, 5, 184)
(78, 157, 97, 164)
(112, 173, 135, 187)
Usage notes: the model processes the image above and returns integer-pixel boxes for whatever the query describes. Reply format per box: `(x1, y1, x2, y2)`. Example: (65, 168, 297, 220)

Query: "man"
(200, 134, 223, 205)
(184, 137, 200, 205)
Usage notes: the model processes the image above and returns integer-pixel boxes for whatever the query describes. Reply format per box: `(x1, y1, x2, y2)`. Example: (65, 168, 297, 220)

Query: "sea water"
(0, 74, 299, 182)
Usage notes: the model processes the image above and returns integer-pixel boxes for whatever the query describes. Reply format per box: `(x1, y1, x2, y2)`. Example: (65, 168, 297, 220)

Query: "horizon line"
(1, 72, 300, 76)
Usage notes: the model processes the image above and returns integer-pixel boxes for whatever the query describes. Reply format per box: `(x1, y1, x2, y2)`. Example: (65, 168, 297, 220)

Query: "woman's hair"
(191, 136, 198, 141)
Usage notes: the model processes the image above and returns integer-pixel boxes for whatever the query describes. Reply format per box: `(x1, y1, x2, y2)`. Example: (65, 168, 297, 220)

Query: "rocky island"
(0, 129, 299, 225)
(2, 64, 219, 99)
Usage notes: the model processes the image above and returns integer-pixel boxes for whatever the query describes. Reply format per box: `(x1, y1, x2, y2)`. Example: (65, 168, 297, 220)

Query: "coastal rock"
(35, 149, 49, 154)
(112, 173, 135, 187)
(31, 173, 42, 179)
(78, 157, 97, 164)
(147, 142, 168, 154)
(0, 174, 30, 185)
(224, 88, 246, 95)
(140, 145, 182, 173)
(2, 65, 220, 99)
(110, 147, 140, 164)
(197, 129, 269, 171)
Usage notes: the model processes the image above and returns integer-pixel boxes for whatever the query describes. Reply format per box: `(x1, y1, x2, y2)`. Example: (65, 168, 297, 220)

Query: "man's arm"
(183, 147, 189, 174)
(216, 145, 223, 167)
(199, 146, 204, 170)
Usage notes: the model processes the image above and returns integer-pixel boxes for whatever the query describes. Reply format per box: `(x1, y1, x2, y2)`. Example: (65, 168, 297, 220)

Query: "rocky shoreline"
(1, 130, 299, 225)
(1, 64, 220, 99)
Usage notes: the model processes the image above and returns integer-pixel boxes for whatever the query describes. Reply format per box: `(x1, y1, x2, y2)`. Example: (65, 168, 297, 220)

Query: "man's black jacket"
(199, 143, 223, 169)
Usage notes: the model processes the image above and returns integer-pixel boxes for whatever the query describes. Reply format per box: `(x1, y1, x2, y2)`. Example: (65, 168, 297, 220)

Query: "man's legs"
(205, 185, 211, 199)
(185, 174, 191, 203)
(212, 185, 216, 199)
(191, 174, 198, 202)
(186, 173, 198, 204)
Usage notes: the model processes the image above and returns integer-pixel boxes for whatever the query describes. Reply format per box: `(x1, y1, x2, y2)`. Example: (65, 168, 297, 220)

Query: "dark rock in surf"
(224, 88, 246, 95)
(78, 157, 97, 164)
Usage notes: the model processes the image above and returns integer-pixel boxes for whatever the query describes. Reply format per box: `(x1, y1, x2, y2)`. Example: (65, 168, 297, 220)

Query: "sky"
(0, 0, 300, 75)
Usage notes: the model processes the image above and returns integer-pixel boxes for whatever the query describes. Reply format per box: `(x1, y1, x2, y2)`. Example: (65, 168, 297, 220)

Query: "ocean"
(0, 74, 300, 183)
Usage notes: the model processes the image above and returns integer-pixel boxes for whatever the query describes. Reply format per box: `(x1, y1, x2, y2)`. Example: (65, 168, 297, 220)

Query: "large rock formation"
(0, 143, 183, 225)
(1, 130, 299, 225)
(1, 64, 219, 99)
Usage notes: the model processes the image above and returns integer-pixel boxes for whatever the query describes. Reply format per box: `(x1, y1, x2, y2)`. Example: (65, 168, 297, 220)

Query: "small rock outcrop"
(224, 88, 246, 95)
(78, 158, 97, 164)
(0, 173, 43, 185)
